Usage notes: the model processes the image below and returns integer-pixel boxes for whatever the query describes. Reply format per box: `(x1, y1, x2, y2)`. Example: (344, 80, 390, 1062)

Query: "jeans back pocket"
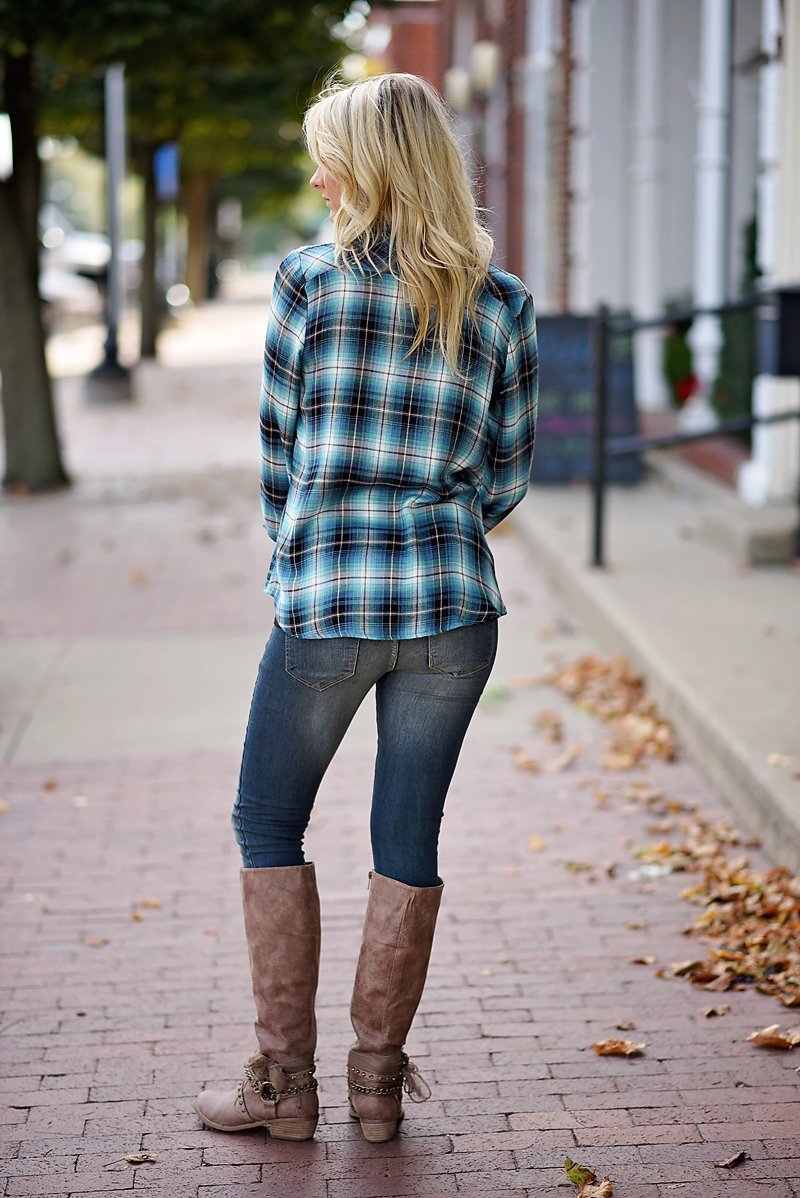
(427, 620, 498, 677)
(285, 634, 360, 691)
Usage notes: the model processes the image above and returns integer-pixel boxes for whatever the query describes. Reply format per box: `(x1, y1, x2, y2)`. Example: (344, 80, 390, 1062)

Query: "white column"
(739, 0, 800, 506)
(569, 0, 593, 312)
(631, 0, 668, 411)
(683, 0, 731, 431)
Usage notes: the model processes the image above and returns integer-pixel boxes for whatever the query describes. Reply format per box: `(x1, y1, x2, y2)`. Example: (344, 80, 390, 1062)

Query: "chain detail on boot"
(244, 1057, 318, 1102)
(348, 1052, 431, 1101)
(195, 1051, 318, 1139)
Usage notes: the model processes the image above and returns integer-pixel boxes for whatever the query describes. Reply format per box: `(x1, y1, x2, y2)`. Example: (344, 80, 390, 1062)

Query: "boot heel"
(359, 1118, 399, 1143)
(268, 1116, 318, 1141)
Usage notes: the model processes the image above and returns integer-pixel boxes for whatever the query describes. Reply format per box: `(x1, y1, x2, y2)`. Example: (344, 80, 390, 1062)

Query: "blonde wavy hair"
(303, 72, 494, 376)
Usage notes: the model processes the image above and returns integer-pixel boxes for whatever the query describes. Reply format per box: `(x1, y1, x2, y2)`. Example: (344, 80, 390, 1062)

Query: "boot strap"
(244, 1059, 318, 1102)
(348, 1052, 431, 1103)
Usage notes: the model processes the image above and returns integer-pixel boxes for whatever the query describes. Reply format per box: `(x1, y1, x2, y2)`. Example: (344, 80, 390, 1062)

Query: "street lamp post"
(89, 62, 132, 400)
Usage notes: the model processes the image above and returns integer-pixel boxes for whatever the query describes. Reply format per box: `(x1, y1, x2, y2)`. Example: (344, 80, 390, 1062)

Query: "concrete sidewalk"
(1, 282, 799, 1198)
(513, 456, 800, 875)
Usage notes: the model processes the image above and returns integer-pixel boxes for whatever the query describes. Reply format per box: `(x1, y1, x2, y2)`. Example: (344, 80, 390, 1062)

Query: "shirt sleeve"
(481, 291, 538, 533)
(259, 252, 307, 540)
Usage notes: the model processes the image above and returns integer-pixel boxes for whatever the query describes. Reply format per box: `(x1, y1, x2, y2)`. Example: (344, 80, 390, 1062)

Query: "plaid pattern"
(260, 240, 538, 640)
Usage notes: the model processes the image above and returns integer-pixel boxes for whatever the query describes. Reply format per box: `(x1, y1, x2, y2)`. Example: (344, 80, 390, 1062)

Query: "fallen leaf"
(615, 1019, 636, 1030)
(564, 1157, 597, 1186)
(83, 937, 109, 948)
(511, 746, 541, 774)
(629, 955, 656, 966)
(532, 708, 563, 742)
(767, 753, 794, 768)
(545, 743, 583, 772)
(627, 920, 647, 930)
(42, 778, 58, 791)
(746, 1024, 800, 1049)
(130, 568, 148, 585)
(670, 959, 705, 977)
(130, 911, 145, 922)
(136, 899, 161, 909)
(701, 1004, 731, 1017)
(104, 1152, 157, 1170)
(565, 860, 594, 873)
(203, 928, 219, 936)
(714, 1150, 748, 1168)
(528, 835, 547, 852)
(480, 967, 494, 976)
(591, 1038, 645, 1056)
(701, 973, 735, 992)
(581, 1180, 613, 1198)
(0, 801, 9, 814)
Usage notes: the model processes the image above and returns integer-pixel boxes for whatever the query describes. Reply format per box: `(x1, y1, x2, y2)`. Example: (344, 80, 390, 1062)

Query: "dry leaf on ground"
(591, 1038, 645, 1056)
(746, 1024, 800, 1049)
(511, 746, 541, 774)
(545, 743, 584, 772)
(714, 1150, 748, 1168)
(528, 835, 547, 852)
(581, 1181, 613, 1198)
(629, 955, 656, 966)
(701, 1004, 731, 1017)
(767, 753, 794, 769)
(83, 936, 109, 948)
(543, 653, 677, 765)
(615, 1019, 636, 1030)
(532, 708, 563, 742)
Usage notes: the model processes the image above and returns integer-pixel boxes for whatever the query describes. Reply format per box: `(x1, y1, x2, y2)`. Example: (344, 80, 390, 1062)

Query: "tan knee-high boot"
(195, 863, 321, 1140)
(347, 871, 442, 1142)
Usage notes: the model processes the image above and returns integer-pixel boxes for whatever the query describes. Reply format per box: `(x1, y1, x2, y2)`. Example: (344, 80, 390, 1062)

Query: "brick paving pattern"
(2, 294, 799, 1196)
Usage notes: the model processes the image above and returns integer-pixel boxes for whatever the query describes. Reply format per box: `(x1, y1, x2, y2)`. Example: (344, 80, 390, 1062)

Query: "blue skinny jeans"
(232, 618, 498, 887)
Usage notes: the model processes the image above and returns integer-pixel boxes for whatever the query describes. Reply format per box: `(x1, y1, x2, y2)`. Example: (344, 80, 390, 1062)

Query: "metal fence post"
(591, 303, 610, 567)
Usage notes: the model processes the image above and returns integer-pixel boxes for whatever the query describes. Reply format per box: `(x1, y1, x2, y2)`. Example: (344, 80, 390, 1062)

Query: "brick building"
(374, 0, 800, 511)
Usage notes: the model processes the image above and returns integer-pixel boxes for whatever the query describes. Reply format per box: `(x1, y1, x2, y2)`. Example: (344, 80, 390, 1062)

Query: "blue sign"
(154, 142, 180, 201)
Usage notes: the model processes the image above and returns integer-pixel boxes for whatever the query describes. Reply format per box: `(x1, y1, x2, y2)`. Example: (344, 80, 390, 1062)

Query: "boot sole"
(194, 1103, 317, 1140)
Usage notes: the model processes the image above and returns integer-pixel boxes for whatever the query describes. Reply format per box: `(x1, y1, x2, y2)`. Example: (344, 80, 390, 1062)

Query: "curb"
(512, 495, 800, 876)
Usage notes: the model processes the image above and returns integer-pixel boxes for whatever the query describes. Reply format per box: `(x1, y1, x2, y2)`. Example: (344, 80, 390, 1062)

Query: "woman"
(195, 71, 538, 1144)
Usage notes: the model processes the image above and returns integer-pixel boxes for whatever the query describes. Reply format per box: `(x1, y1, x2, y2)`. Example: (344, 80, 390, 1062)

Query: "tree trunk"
(0, 50, 69, 492)
(185, 169, 215, 304)
(139, 144, 160, 359)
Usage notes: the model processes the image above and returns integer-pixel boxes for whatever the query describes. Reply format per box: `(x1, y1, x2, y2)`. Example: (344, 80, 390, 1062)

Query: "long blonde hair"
(302, 72, 494, 376)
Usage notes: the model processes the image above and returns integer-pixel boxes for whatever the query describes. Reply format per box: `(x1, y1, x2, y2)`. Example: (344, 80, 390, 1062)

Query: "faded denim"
(232, 619, 498, 887)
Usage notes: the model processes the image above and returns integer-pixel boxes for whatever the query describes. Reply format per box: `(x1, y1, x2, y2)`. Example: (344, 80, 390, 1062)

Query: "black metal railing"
(591, 292, 800, 567)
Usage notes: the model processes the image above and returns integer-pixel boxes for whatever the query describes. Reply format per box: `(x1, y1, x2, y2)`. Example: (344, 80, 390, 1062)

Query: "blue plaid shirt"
(260, 240, 538, 639)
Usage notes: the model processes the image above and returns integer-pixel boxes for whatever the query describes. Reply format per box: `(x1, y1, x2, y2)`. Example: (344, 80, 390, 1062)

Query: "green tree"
(0, 0, 349, 491)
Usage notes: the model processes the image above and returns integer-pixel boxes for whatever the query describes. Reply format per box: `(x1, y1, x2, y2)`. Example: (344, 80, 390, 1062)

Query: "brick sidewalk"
(2, 294, 799, 1196)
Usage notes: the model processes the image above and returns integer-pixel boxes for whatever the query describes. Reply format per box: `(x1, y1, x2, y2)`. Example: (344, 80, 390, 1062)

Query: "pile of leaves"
(543, 654, 678, 767)
(628, 799, 800, 1006)
(532, 651, 800, 1009)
